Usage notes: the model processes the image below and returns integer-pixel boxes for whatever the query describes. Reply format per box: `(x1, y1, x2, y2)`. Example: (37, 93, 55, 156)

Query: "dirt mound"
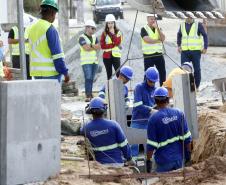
(153, 156, 226, 185)
(192, 109, 226, 163)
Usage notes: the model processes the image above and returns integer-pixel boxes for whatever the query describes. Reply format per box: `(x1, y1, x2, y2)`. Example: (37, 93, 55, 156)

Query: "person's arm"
(115, 122, 132, 161)
(141, 27, 160, 44)
(124, 86, 130, 103)
(177, 26, 182, 53)
(91, 37, 100, 50)
(133, 84, 152, 114)
(198, 22, 208, 53)
(98, 85, 106, 99)
(110, 31, 122, 46)
(46, 26, 69, 82)
(156, 27, 165, 42)
(100, 32, 115, 49)
(79, 36, 93, 51)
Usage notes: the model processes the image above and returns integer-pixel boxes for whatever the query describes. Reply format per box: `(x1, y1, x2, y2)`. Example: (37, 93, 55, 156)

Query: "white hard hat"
(105, 14, 116, 22)
(23, 15, 31, 27)
(147, 13, 157, 18)
(85, 20, 96, 28)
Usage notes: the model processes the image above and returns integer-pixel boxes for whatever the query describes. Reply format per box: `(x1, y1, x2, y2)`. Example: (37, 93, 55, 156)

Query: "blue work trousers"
(156, 159, 182, 173)
(144, 54, 166, 86)
(181, 50, 201, 88)
(130, 121, 148, 157)
(82, 64, 98, 96)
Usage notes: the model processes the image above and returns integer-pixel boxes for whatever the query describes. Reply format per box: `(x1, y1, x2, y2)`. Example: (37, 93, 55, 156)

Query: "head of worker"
(154, 87, 169, 108)
(86, 97, 107, 119)
(145, 67, 159, 87)
(40, 0, 58, 23)
(182, 62, 194, 73)
(185, 16, 194, 24)
(84, 20, 96, 36)
(147, 13, 157, 27)
(118, 66, 133, 84)
(105, 14, 118, 34)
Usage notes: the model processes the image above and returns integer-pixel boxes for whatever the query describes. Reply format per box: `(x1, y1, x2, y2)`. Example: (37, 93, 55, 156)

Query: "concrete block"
(172, 73, 199, 139)
(0, 80, 61, 185)
(106, 79, 146, 145)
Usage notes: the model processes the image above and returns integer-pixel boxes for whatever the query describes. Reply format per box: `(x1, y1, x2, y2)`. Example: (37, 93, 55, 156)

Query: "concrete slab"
(0, 80, 61, 185)
(172, 74, 199, 139)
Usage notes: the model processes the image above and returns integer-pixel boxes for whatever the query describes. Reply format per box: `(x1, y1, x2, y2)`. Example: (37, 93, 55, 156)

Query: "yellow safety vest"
(103, 31, 122, 58)
(29, 19, 64, 77)
(11, 26, 30, 55)
(181, 22, 203, 51)
(79, 34, 98, 65)
(141, 25, 163, 55)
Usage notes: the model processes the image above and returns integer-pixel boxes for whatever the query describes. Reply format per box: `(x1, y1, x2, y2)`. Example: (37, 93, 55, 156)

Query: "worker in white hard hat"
(141, 13, 166, 86)
(163, 62, 194, 98)
(177, 15, 208, 89)
(8, 15, 32, 79)
(100, 14, 123, 80)
(79, 19, 100, 102)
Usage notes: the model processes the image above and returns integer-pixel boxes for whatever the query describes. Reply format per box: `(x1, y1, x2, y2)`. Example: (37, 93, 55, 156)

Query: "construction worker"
(177, 17, 208, 89)
(131, 67, 159, 157)
(100, 14, 123, 80)
(79, 19, 100, 102)
(141, 14, 166, 86)
(8, 16, 31, 79)
(28, 0, 69, 83)
(98, 66, 133, 104)
(81, 97, 134, 166)
(146, 87, 192, 173)
(163, 62, 194, 98)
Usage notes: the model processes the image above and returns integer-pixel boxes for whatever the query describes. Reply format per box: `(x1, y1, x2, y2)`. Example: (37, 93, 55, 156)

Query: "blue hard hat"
(89, 97, 107, 110)
(145, 67, 159, 82)
(120, 66, 133, 80)
(154, 87, 169, 98)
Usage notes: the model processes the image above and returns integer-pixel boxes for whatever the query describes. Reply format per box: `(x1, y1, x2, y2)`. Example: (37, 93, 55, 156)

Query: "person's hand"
(202, 49, 207, 54)
(64, 74, 70, 83)
(109, 29, 115, 35)
(146, 160, 152, 173)
(125, 159, 136, 166)
(152, 21, 158, 29)
(178, 46, 182, 53)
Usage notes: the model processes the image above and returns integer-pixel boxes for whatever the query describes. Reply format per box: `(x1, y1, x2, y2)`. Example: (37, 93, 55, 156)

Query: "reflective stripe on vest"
(141, 25, 163, 55)
(147, 131, 191, 149)
(92, 139, 128, 152)
(11, 26, 30, 55)
(133, 101, 143, 107)
(29, 19, 62, 77)
(79, 34, 98, 65)
(181, 22, 202, 51)
(103, 31, 122, 58)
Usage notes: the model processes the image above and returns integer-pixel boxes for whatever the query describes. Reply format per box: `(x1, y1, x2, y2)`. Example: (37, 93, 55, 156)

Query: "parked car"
(92, 0, 124, 24)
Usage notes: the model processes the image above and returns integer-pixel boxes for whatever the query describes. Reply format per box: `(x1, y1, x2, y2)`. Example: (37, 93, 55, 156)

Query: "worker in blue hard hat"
(146, 87, 192, 173)
(81, 97, 134, 166)
(28, 0, 69, 83)
(98, 66, 133, 104)
(130, 67, 159, 158)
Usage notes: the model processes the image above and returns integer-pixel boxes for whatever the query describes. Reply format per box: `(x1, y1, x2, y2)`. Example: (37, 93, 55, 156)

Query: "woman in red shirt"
(100, 14, 122, 80)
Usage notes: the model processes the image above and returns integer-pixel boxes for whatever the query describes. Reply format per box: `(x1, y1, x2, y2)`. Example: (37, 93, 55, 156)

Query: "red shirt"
(100, 31, 122, 59)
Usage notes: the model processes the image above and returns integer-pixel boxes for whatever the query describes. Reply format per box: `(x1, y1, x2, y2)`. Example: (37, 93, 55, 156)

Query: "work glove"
(125, 158, 136, 166)
(146, 160, 152, 173)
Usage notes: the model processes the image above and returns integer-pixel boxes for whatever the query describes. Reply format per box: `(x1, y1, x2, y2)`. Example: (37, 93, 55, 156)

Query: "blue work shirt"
(81, 118, 131, 164)
(132, 81, 156, 124)
(46, 26, 68, 76)
(147, 107, 192, 165)
(177, 22, 208, 49)
(98, 84, 129, 103)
